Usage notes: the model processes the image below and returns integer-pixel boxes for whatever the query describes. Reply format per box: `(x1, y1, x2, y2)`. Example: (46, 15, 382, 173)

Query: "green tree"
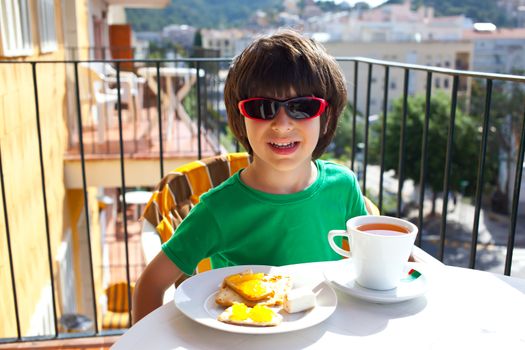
(370, 91, 490, 215)
(193, 29, 203, 48)
(354, 2, 371, 10)
(147, 40, 186, 59)
(469, 77, 525, 213)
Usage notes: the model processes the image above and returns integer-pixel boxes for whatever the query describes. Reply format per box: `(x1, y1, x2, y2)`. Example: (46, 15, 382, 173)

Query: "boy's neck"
(240, 158, 318, 194)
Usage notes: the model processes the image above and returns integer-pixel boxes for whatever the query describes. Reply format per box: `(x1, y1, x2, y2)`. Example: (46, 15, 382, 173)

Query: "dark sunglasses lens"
(243, 99, 278, 120)
(286, 99, 321, 119)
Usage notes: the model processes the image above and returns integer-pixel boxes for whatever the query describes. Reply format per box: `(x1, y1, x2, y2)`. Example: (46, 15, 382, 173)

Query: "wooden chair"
(102, 281, 135, 330)
(140, 152, 380, 275)
(141, 152, 251, 272)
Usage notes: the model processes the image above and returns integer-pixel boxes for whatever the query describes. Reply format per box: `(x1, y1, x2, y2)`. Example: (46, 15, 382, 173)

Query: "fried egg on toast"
(215, 270, 292, 307)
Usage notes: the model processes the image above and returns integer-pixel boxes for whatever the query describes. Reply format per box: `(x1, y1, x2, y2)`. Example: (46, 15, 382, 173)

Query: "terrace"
(0, 56, 524, 348)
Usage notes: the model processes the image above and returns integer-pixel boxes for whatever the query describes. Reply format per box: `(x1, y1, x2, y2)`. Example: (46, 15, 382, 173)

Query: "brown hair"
(224, 29, 347, 159)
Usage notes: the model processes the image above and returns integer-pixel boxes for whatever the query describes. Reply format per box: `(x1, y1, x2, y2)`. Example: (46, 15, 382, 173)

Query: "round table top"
(114, 260, 525, 349)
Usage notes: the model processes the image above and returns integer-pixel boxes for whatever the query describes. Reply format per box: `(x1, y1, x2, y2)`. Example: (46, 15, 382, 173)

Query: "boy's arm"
(132, 250, 185, 324)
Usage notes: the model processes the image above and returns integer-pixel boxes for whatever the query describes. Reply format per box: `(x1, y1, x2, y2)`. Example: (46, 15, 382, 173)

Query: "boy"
(132, 29, 368, 323)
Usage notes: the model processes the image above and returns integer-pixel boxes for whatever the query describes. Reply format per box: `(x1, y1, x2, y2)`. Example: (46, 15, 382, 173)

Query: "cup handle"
(328, 229, 351, 258)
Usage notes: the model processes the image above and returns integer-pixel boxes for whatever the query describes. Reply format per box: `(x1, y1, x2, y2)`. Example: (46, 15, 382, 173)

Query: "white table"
(119, 190, 152, 220)
(137, 67, 198, 141)
(113, 260, 525, 350)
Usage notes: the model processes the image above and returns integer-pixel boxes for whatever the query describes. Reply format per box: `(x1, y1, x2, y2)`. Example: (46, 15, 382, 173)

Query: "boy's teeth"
(271, 142, 295, 148)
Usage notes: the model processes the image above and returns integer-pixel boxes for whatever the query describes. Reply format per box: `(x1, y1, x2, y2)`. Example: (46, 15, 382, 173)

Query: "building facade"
(324, 41, 473, 116)
(0, 0, 168, 339)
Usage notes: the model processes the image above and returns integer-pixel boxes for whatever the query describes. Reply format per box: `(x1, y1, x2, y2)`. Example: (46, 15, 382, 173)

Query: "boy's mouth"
(268, 141, 299, 154)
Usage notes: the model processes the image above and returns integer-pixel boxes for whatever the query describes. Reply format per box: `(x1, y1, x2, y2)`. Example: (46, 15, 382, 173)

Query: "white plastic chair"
(81, 63, 145, 122)
(91, 80, 118, 143)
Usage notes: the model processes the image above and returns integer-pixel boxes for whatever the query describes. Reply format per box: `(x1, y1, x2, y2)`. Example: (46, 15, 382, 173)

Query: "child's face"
(244, 91, 321, 173)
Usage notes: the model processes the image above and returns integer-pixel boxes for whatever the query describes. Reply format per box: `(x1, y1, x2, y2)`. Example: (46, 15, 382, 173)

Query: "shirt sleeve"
(161, 200, 222, 275)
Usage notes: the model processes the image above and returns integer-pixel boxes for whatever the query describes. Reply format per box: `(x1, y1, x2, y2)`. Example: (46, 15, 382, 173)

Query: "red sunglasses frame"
(238, 96, 328, 121)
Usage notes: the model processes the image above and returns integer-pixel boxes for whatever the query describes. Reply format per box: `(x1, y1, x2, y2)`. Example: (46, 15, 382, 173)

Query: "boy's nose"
(271, 106, 293, 131)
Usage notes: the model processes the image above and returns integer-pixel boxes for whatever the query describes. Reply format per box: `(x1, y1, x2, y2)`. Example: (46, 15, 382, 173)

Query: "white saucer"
(324, 259, 428, 304)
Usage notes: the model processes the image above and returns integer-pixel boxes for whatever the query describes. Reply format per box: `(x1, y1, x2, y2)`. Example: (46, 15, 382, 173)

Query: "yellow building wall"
(0, 0, 103, 338)
(0, 58, 67, 337)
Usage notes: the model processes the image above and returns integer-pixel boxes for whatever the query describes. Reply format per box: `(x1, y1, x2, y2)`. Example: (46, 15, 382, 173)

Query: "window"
(0, 0, 33, 56)
(37, 0, 57, 53)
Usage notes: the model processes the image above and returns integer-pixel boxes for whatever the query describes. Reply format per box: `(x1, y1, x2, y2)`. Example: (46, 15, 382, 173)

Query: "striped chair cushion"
(102, 281, 134, 330)
(141, 152, 251, 272)
(102, 310, 130, 330)
(106, 281, 134, 313)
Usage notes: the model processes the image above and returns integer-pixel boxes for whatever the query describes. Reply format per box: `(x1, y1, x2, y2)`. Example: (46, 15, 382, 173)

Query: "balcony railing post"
(379, 66, 389, 214)
(438, 74, 459, 261)
(363, 63, 372, 196)
(351, 61, 358, 172)
(32, 62, 59, 337)
(115, 62, 133, 326)
(156, 62, 164, 178)
(397, 69, 410, 217)
(0, 144, 22, 341)
(504, 106, 525, 276)
(73, 61, 99, 333)
(470, 79, 493, 268)
(215, 71, 221, 152)
(417, 71, 433, 247)
(196, 61, 202, 160)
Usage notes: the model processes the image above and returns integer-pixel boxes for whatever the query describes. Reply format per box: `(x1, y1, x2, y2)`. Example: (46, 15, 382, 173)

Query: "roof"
(463, 28, 525, 40)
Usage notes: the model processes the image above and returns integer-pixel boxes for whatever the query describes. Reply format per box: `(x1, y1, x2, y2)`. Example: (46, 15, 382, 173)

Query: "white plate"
(324, 259, 428, 304)
(174, 265, 337, 334)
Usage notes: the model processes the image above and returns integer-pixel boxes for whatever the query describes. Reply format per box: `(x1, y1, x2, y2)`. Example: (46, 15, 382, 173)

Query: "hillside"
(126, 0, 283, 31)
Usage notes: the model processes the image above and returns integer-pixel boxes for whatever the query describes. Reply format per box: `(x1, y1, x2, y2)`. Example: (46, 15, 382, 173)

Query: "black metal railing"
(0, 56, 524, 345)
(338, 57, 524, 275)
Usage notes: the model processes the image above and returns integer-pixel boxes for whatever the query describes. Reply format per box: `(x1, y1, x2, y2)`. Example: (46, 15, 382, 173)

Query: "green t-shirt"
(162, 159, 367, 275)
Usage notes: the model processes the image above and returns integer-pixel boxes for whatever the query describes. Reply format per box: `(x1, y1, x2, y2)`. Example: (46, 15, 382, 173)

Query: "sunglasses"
(238, 96, 328, 121)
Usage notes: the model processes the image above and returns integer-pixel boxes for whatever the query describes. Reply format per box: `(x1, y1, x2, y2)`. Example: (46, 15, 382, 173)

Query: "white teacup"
(328, 215, 418, 291)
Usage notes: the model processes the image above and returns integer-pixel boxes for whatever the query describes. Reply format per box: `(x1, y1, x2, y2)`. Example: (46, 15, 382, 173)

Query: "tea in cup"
(328, 215, 418, 290)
